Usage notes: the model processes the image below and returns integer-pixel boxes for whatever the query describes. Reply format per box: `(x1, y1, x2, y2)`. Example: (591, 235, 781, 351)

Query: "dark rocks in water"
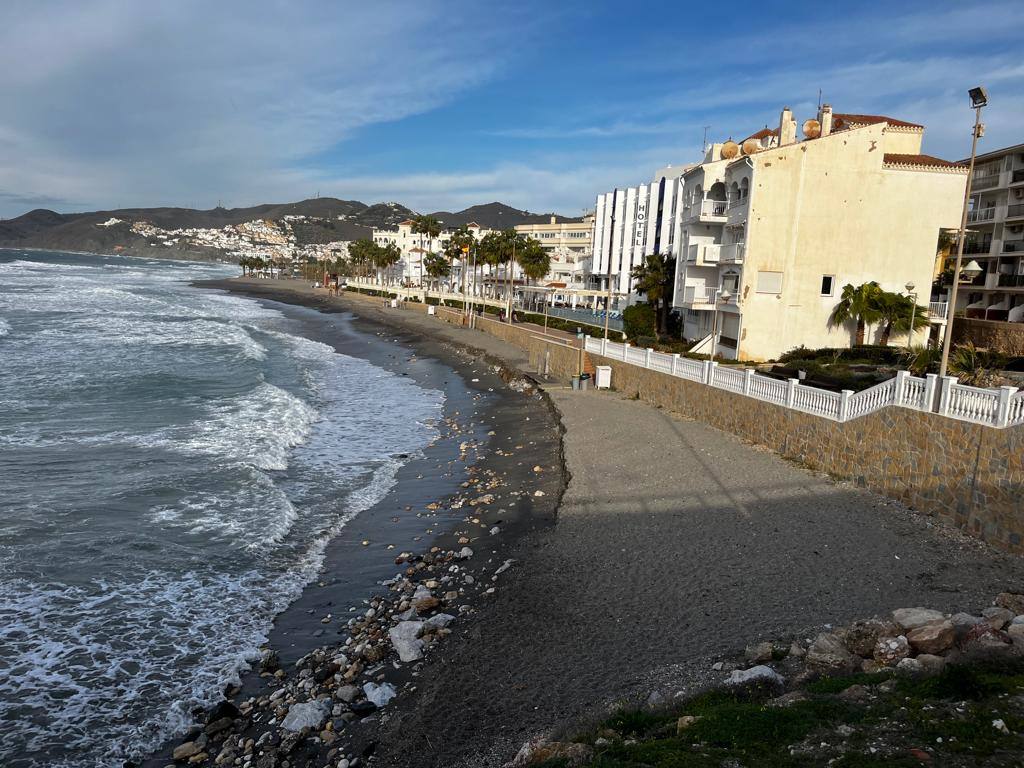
(349, 700, 378, 718)
(207, 700, 240, 723)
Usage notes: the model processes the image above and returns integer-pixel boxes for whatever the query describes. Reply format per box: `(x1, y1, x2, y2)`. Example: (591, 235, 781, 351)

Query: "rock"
(951, 612, 986, 639)
(388, 621, 425, 662)
(993, 718, 1011, 735)
(350, 700, 377, 717)
(807, 632, 859, 674)
(506, 740, 593, 767)
(207, 700, 240, 723)
(982, 606, 1014, 630)
(173, 742, 200, 761)
(204, 717, 234, 736)
(892, 607, 945, 632)
(860, 659, 883, 674)
(281, 699, 331, 732)
(424, 613, 456, 629)
(1008, 623, 1024, 641)
(906, 620, 955, 655)
(838, 684, 869, 702)
(412, 596, 440, 612)
(873, 635, 911, 666)
(962, 626, 1013, 661)
(457, 547, 473, 560)
(995, 592, 1024, 615)
(725, 665, 785, 693)
(916, 654, 946, 676)
(896, 657, 924, 676)
(259, 649, 280, 673)
(768, 691, 808, 708)
(788, 641, 805, 658)
(745, 641, 774, 664)
(845, 619, 899, 658)
(645, 690, 666, 708)
(676, 715, 701, 733)
(363, 682, 397, 708)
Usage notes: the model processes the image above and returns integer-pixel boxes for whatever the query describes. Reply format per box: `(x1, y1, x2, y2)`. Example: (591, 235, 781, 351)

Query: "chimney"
(550, 215, 557, 224)
(819, 103, 833, 137)
(779, 106, 797, 146)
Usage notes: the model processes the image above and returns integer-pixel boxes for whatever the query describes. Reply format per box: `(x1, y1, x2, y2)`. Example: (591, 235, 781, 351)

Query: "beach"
(180, 278, 1024, 768)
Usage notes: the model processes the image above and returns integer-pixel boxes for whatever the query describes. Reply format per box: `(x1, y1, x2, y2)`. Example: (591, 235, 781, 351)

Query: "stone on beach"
(281, 699, 331, 732)
(892, 607, 945, 631)
(363, 681, 398, 708)
(726, 664, 785, 692)
(906, 620, 955, 655)
(806, 632, 859, 673)
(389, 620, 425, 662)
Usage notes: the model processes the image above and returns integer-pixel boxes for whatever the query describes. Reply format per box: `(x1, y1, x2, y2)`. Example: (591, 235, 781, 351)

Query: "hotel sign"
(633, 196, 647, 248)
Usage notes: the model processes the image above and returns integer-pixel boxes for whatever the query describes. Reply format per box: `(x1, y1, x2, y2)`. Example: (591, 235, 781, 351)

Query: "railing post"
(703, 360, 716, 385)
(997, 386, 1018, 428)
(671, 353, 680, 376)
(623, 343, 631, 363)
(923, 374, 939, 412)
(786, 378, 798, 407)
(601, 338, 608, 357)
(743, 368, 754, 395)
(645, 348, 653, 368)
(839, 389, 853, 421)
(894, 370, 908, 406)
(937, 375, 956, 415)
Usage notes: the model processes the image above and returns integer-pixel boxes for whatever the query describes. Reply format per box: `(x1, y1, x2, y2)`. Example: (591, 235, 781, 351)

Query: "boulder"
(807, 632, 860, 674)
(744, 641, 774, 664)
(336, 685, 360, 703)
(995, 592, 1024, 615)
(363, 682, 397, 708)
(982, 606, 1014, 630)
(845, 619, 899, 658)
(676, 715, 701, 733)
(424, 613, 456, 630)
(873, 635, 911, 666)
(280, 700, 331, 733)
(388, 621, 425, 662)
(892, 607, 945, 632)
(726, 665, 785, 694)
(962, 625, 1013, 661)
(896, 657, 924, 677)
(506, 740, 594, 768)
(916, 654, 947, 676)
(906, 620, 955, 655)
(173, 742, 200, 761)
(1008, 623, 1024, 641)
(951, 612, 986, 640)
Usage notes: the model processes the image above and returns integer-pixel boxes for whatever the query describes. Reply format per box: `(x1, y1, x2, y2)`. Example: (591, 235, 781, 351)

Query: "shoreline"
(141, 278, 565, 767)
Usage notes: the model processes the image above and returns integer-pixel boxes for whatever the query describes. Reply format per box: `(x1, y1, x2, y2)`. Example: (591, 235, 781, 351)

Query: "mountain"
(0, 198, 577, 261)
(426, 202, 580, 230)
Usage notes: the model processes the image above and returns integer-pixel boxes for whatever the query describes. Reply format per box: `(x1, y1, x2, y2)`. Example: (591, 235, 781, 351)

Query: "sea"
(0, 251, 445, 767)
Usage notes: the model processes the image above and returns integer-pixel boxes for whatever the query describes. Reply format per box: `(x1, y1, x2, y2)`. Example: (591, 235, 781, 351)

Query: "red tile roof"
(742, 127, 778, 142)
(883, 153, 966, 169)
(833, 113, 924, 130)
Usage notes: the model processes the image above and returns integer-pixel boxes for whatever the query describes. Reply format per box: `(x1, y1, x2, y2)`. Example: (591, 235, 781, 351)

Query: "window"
(756, 270, 784, 294)
(821, 275, 835, 296)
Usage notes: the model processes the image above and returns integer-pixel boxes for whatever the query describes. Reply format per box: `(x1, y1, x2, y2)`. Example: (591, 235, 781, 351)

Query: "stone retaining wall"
(953, 317, 1024, 356)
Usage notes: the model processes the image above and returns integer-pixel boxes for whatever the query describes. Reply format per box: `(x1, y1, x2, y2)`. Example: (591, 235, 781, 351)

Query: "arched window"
(740, 177, 750, 199)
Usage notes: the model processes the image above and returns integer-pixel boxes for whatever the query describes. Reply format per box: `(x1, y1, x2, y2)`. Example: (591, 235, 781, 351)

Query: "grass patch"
(806, 671, 892, 694)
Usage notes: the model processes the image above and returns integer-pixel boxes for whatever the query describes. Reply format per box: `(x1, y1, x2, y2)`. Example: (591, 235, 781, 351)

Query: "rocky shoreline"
(140, 280, 565, 768)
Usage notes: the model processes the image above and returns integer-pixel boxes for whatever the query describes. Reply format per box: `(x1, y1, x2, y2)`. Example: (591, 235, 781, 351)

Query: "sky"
(1, 0, 1023, 219)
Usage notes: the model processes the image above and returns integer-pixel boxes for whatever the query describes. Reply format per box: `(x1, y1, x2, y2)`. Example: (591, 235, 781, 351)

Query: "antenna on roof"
(817, 88, 822, 110)
(702, 125, 711, 155)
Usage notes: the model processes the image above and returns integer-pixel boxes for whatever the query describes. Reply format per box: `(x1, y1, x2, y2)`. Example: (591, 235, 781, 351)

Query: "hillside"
(0, 198, 577, 261)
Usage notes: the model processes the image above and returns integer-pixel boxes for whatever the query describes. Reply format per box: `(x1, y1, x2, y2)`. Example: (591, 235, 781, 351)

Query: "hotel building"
(672, 105, 967, 361)
(514, 215, 595, 293)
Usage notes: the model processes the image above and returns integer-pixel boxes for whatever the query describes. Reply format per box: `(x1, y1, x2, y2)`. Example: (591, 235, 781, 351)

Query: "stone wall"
(953, 317, 1024, 356)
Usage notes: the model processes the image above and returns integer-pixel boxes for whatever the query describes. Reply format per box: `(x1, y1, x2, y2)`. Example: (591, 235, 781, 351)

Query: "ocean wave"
(0, 317, 9, 337)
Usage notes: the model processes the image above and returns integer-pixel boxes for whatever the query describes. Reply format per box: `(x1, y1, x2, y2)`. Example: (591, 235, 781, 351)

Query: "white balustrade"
(700, 199, 728, 217)
(712, 365, 746, 394)
(941, 381, 1001, 426)
(928, 301, 949, 320)
(845, 379, 896, 420)
(792, 383, 842, 419)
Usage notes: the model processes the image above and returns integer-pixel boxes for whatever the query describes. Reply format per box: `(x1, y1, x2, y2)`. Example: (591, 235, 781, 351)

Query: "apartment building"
(592, 164, 692, 304)
(948, 142, 1024, 323)
(673, 105, 967, 361)
(513, 215, 594, 290)
(372, 220, 493, 285)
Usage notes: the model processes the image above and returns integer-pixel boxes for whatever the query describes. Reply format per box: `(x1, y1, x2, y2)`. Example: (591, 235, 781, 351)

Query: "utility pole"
(938, 87, 988, 384)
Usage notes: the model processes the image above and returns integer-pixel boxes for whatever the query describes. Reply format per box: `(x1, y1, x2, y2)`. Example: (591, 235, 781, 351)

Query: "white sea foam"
(0, 317, 9, 337)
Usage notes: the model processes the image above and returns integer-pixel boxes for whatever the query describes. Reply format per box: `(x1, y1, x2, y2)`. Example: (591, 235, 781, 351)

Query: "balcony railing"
(963, 241, 992, 255)
(972, 174, 1001, 190)
(681, 285, 719, 306)
(1013, 169, 1024, 184)
(998, 274, 1024, 288)
(928, 301, 948, 320)
(687, 243, 720, 264)
(967, 207, 996, 224)
(720, 243, 745, 263)
(697, 199, 728, 218)
(1004, 240, 1024, 253)
(1007, 203, 1024, 219)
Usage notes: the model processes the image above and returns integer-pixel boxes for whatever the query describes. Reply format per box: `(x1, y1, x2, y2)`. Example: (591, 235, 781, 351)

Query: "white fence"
(584, 337, 1024, 429)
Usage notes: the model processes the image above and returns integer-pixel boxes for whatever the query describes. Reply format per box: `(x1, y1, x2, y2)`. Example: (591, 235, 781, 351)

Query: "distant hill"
(427, 202, 580, 230)
(0, 198, 578, 261)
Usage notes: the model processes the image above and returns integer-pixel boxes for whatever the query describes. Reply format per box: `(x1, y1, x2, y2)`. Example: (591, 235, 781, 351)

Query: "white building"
(513, 215, 594, 294)
(592, 165, 692, 304)
(372, 220, 496, 288)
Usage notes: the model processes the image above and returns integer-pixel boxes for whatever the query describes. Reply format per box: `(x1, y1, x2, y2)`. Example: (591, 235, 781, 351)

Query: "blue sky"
(1, 0, 1022, 219)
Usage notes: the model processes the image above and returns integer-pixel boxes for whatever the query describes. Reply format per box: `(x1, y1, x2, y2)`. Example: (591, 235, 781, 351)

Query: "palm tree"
(829, 282, 883, 346)
(875, 291, 930, 346)
(374, 242, 401, 286)
(444, 227, 476, 299)
(423, 251, 450, 290)
(517, 237, 550, 310)
(411, 216, 443, 295)
(630, 253, 676, 335)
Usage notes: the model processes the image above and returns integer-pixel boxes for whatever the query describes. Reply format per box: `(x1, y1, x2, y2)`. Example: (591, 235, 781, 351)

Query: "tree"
(630, 253, 676, 335)
(829, 282, 883, 346)
(444, 226, 477, 298)
(423, 251, 450, 288)
(347, 239, 377, 281)
(517, 237, 550, 310)
(623, 303, 656, 340)
(411, 215, 443, 290)
(875, 291, 930, 346)
(373, 242, 401, 284)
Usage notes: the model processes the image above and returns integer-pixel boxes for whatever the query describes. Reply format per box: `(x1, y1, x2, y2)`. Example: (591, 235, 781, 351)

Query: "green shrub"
(623, 303, 656, 340)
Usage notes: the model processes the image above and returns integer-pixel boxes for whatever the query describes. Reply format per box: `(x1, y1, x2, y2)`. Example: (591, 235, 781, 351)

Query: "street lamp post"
(938, 86, 988, 384)
(710, 288, 732, 364)
(905, 281, 917, 350)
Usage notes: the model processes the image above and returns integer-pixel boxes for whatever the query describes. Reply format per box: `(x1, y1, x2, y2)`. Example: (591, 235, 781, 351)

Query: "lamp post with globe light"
(938, 86, 988, 385)
(711, 288, 732, 365)
(905, 281, 917, 350)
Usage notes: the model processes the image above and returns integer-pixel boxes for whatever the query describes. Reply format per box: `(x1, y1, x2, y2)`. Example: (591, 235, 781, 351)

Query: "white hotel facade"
(592, 165, 692, 303)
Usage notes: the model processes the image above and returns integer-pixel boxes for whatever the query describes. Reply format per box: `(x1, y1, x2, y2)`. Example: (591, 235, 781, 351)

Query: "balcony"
(1007, 203, 1024, 220)
(967, 207, 996, 224)
(1013, 169, 1024, 184)
(686, 243, 720, 265)
(998, 274, 1024, 288)
(720, 243, 745, 264)
(680, 285, 719, 308)
(963, 241, 992, 255)
(1004, 240, 1024, 254)
(928, 301, 948, 322)
(687, 199, 728, 223)
(972, 174, 1001, 190)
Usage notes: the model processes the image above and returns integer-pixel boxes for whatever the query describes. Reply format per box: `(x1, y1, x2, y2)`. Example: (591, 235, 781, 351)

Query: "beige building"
(372, 220, 493, 286)
(948, 142, 1024, 322)
(513, 215, 594, 291)
(673, 105, 967, 361)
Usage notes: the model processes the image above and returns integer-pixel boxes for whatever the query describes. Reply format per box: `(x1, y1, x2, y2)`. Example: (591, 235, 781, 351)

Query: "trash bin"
(571, 376, 580, 391)
(427, 305, 436, 315)
(579, 372, 591, 392)
(595, 366, 612, 389)
(390, 299, 398, 308)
